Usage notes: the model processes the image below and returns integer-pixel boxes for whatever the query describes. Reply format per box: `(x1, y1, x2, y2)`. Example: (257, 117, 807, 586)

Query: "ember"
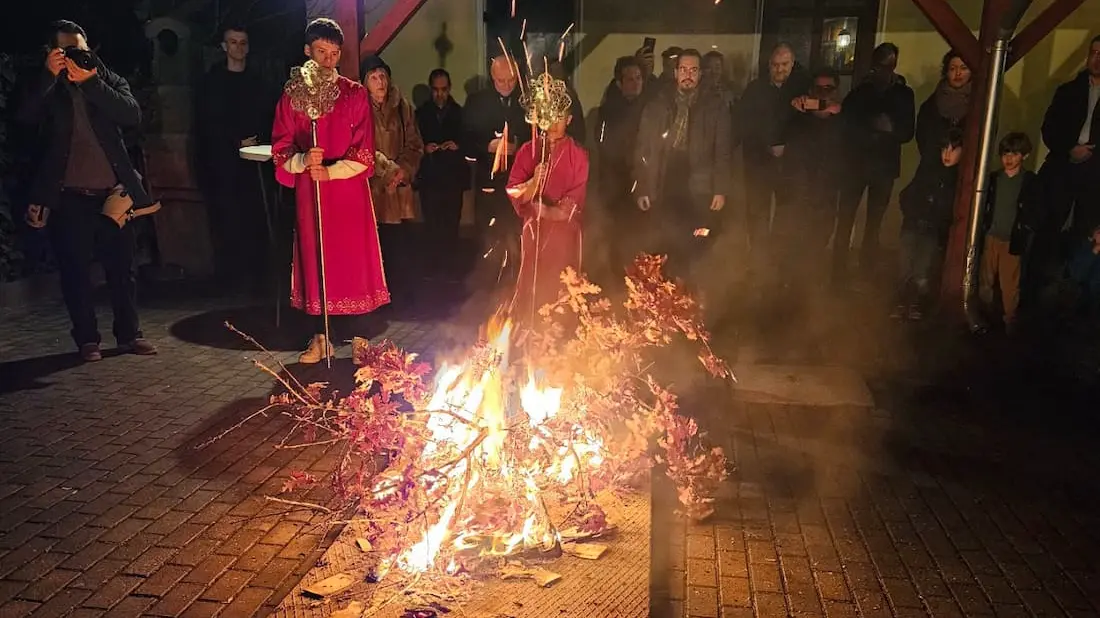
(245, 255, 732, 590)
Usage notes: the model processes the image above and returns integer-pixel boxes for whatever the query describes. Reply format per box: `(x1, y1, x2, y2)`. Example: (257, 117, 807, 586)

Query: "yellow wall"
(380, 0, 484, 105)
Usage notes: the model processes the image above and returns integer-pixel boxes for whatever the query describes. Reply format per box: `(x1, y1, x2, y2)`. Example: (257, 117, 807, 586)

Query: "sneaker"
(80, 343, 103, 362)
(121, 338, 158, 355)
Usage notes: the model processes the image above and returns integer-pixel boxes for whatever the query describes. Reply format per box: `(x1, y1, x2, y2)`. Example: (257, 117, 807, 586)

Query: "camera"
(63, 46, 98, 71)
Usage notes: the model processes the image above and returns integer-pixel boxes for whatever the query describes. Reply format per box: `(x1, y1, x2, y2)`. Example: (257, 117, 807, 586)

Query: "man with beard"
(416, 68, 468, 278)
(738, 43, 811, 280)
(634, 49, 732, 278)
(195, 24, 276, 290)
(836, 42, 915, 283)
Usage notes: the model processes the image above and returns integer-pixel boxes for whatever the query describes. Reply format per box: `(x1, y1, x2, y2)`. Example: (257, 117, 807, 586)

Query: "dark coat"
(786, 111, 847, 196)
(633, 88, 733, 200)
(415, 97, 469, 192)
(841, 74, 915, 179)
(980, 170, 1042, 256)
(899, 161, 959, 238)
(462, 87, 530, 190)
(17, 64, 152, 208)
(915, 93, 965, 165)
(736, 67, 811, 165)
(1041, 70, 1100, 169)
(595, 89, 646, 200)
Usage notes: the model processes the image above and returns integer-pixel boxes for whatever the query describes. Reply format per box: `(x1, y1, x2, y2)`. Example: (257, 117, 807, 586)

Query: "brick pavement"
(654, 291, 1100, 618)
(0, 295, 469, 617)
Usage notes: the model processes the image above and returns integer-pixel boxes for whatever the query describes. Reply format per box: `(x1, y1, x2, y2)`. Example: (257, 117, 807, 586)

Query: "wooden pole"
(1007, 0, 1086, 68)
(335, 0, 360, 79)
(909, 0, 983, 69)
(359, 0, 431, 58)
(938, 0, 1010, 312)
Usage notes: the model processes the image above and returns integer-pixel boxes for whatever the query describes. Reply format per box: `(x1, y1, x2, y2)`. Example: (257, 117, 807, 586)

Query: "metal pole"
(962, 0, 1031, 332)
(256, 162, 280, 328)
(310, 120, 332, 368)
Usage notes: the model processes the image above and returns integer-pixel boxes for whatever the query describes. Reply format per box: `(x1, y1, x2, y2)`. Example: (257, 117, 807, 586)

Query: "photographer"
(18, 20, 157, 362)
(783, 67, 846, 285)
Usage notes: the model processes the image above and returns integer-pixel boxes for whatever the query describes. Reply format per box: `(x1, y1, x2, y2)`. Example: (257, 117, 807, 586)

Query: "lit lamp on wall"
(836, 28, 852, 49)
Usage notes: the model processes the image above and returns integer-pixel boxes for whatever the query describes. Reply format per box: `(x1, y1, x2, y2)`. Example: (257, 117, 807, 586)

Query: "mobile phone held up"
(642, 37, 656, 55)
(803, 98, 829, 111)
(63, 46, 98, 71)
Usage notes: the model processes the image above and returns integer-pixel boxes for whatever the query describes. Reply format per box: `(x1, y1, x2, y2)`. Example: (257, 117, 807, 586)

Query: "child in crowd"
(893, 129, 963, 320)
(1068, 224, 1100, 318)
(978, 132, 1041, 335)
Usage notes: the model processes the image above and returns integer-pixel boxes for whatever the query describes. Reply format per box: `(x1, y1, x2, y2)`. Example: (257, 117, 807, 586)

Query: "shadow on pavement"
(0, 345, 146, 395)
(168, 304, 391, 352)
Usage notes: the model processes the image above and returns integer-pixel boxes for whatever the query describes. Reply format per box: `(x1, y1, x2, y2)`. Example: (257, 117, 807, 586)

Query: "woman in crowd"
(915, 50, 972, 167)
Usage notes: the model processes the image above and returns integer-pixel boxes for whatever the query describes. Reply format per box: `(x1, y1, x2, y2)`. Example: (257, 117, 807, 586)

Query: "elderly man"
(463, 55, 532, 291)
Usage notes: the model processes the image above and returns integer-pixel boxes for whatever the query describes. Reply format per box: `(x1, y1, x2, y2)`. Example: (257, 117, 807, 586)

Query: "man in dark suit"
(416, 68, 469, 278)
(19, 20, 157, 362)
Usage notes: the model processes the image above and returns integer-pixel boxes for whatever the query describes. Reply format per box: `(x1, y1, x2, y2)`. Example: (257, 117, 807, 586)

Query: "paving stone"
(82, 575, 144, 610)
(199, 569, 252, 603)
(13, 568, 79, 603)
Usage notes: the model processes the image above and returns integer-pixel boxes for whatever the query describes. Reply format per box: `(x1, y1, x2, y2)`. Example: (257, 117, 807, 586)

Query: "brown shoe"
(80, 343, 103, 362)
(122, 338, 158, 355)
(298, 334, 335, 364)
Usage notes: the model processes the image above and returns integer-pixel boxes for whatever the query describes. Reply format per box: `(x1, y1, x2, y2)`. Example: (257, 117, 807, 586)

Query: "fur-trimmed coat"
(369, 86, 424, 224)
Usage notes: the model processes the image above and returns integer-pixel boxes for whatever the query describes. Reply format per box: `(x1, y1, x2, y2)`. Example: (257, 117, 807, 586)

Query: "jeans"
(838, 177, 895, 276)
(899, 226, 942, 297)
(47, 190, 142, 347)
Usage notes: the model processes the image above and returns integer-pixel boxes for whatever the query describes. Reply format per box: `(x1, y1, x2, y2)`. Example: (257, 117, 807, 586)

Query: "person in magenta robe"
(272, 18, 390, 363)
(506, 75, 589, 322)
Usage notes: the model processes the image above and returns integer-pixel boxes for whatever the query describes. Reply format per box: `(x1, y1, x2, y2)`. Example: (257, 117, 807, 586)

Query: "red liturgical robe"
(272, 75, 390, 315)
(506, 136, 589, 320)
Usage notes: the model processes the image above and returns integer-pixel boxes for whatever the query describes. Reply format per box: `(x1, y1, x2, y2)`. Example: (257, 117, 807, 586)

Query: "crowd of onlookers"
(196, 26, 1100, 336)
(19, 17, 1099, 363)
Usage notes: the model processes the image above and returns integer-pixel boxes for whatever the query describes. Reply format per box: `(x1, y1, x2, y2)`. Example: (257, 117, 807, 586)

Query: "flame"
(388, 317, 605, 574)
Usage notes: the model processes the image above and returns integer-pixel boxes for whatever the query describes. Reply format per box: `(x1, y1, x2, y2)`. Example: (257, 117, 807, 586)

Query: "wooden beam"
(909, 0, 983, 70)
(1007, 0, 1085, 68)
(359, 0, 430, 59)
(336, 0, 360, 80)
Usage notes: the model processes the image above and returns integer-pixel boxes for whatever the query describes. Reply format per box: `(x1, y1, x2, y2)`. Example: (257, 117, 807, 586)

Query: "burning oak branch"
(243, 254, 732, 590)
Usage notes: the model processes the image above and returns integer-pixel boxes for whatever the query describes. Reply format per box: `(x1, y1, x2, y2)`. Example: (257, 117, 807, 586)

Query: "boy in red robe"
(272, 18, 390, 363)
(507, 75, 589, 322)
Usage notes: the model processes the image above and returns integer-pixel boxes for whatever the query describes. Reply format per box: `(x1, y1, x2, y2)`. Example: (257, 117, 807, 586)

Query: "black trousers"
(837, 176, 895, 277)
(473, 189, 520, 289)
(420, 187, 464, 273)
(207, 159, 269, 288)
(743, 156, 790, 276)
(47, 190, 141, 347)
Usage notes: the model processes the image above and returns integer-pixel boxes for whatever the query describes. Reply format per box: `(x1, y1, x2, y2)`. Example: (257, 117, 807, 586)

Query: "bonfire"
(242, 255, 732, 588)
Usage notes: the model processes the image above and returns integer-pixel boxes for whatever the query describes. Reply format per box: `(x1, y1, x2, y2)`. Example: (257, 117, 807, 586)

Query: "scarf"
(670, 88, 697, 151)
(934, 79, 971, 123)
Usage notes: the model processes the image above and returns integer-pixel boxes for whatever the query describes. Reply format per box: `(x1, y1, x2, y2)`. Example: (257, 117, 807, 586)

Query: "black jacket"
(462, 87, 531, 190)
(736, 67, 812, 165)
(1041, 70, 1100, 169)
(415, 97, 469, 192)
(595, 88, 646, 199)
(841, 74, 915, 179)
(786, 111, 847, 196)
(633, 88, 733, 200)
(899, 161, 959, 238)
(980, 170, 1041, 256)
(915, 93, 964, 166)
(17, 64, 152, 208)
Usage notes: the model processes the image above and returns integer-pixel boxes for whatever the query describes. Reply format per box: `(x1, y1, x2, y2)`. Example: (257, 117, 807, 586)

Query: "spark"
(630, 180, 638, 193)
(510, 0, 516, 17)
(599, 121, 606, 143)
(483, 247, 494, 259)
(482, 188, 496, 193)
(560, 23, 575, 40)
(693, 228, 710, 237)
(661, 130, 669, 139)
(520, 18, 527, 40)
(464, 156, 477, 162)
(489, 217, 497, 227)
(558, 40, 566, 62)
